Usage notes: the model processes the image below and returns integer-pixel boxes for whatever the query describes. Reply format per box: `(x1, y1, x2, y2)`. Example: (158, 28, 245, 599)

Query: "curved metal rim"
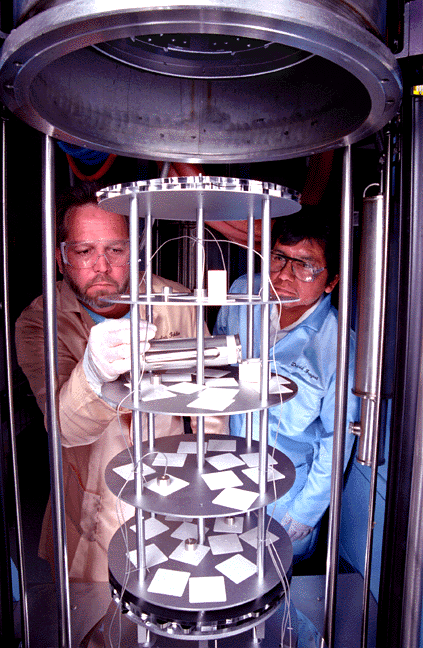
(0, 0, 402, 159)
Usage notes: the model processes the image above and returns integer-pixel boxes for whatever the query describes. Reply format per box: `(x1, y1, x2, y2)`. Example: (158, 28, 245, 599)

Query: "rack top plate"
(97, 176, 301, 221)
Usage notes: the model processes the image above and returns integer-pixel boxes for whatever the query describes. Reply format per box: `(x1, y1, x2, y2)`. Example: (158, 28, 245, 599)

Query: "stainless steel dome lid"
(0, 0, 402, 162)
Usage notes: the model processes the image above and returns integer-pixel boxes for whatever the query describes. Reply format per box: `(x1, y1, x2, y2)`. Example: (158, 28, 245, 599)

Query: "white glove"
(83, 318, 157, 394)
(280, 512, 313, 542)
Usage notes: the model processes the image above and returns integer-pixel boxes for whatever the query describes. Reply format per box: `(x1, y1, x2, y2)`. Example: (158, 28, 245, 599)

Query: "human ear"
(324, 274, 339, 294)
(55, 247, 64, 274)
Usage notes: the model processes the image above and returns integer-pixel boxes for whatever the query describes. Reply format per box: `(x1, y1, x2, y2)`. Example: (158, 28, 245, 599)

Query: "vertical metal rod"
(360, 133, 391, 648)
(144, 200, 155, 450)
(42, 135, 72, 648)
(196, 192, 206, 545)
(401, 336, 423, 648)
(321, 146, 354, 648)
(257, 196, 271, 579)
(2, 111, 30, 647)
(400, 97, 423, 648)
(246, 204, 255, 446)
(129, 193, 146, 580)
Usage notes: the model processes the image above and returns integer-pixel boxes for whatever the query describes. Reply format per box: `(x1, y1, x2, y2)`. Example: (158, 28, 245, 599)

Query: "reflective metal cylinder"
(0, 0, 402, 162)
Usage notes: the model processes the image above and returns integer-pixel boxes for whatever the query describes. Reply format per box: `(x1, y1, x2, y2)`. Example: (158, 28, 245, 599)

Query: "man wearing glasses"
(15, 183, 224, 582)
(214, 209, 359, 562)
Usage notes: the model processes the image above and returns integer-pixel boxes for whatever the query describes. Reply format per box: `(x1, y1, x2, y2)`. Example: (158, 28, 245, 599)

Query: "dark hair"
(271, 206, 339, 284)
(55, 182, 100, 246)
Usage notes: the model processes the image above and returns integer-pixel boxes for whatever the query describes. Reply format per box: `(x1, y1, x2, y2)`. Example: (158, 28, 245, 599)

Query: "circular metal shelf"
(101, 367, 297, 416)
(105, 435, 296, 517)
(97, 176, 301, 220)
(108, 514, 292, 638)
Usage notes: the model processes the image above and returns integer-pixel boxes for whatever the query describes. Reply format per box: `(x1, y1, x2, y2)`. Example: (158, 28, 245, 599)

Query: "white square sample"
(215, 554, 257, 584)
(167, 382, 204, 395)
(242, 466, 285, 484)
(161, 372, 194, 383)
(171, 521, 200, 541)
(189, 576, 226, 603)
(165, 516, 193, 522)
(205, 377, 239, 388)
(128, 544, 167, 569)
(203, 368, 230, 378)
(208, 533, 243, 555)
(240, 527, 280, 549)
(139, 384, 177, 401)
(187, 388, 236, 411)
(212, 488, 258, 511)
(147, 568, 190, 597)
(130, 517, 169, 540)
(152, 453, 187, 468)
(113, 462, 155, 481)
(207, 439, 237, 453)
(170, 541, 210, 566)
(206, 453, 245, 471)
(177, 441, 207, 454)
(240, 453, 278, 468)
(201, 470, 243, 491)
(213, 516, 244, 534)
(145, 475, 189, 496)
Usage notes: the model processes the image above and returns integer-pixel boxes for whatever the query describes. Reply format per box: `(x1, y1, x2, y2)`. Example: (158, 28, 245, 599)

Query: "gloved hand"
(83, 318, 157, 394)
(280, 512, 313, 542)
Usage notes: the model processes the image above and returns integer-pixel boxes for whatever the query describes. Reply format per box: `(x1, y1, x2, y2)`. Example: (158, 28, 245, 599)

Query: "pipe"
(129, 192, 147, 581)
(1, 109, 30, 645)
(321, 146, 354, 648)
(41, 135, 72, 648)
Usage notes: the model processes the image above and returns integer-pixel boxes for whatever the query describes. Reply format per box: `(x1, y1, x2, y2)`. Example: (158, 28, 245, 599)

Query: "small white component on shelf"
(152, 453, 187, 467)
(242, 466, 286, 484)
(128, 544, 167, 569)
(240, 452, 278, 468)
(212, 487, 259, 510)
(145, 475, 189, 496)
(216, 554, 258, 584)
(240, 527, 280, 549)
(213, 516, 244, 534)
(170, 541, 210, 566)
(171, 521, 201, 541)
(205, 452, 245, 471)
(147, 568, 190, 597)
(207, 270, 227, 304)
(113, 462, 155, 481)
(207, 439, 237, 452)
(177, 441, 207, 454)
(189, 576, 226, 603)
(238, 358, 262, 384)
(130, 517, 169, 540)
(188, 386, 238, 411)
(208, 533, 243, 555)
(201, 469, 243, 491)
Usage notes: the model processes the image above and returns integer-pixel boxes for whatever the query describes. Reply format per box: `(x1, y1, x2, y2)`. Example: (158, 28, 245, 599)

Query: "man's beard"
(63, 270, 129, 310)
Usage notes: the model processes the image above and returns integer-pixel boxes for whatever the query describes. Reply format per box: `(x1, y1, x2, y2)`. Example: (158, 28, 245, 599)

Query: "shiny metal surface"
(1, 1, 402, 161)
(107, 514, 292, 636)
(105, 435, 296, 517)
(97, 177, 300, 221)
(322, 146, 355, 648)
(354, 195, 387, 402)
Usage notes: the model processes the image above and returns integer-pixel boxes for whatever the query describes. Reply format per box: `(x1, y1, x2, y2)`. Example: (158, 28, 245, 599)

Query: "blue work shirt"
(214, 273, 359, 528)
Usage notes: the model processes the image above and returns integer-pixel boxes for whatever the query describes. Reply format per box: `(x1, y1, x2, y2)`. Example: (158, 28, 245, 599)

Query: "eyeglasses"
(270, 250, 326, 283)
(60, 240, 130, 268)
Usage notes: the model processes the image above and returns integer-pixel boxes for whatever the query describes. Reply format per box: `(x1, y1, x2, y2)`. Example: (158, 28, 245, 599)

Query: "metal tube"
(41, 135, 72, 648)
(257, 196, 271, 580)
(129, 192, 146, 580)
(144, 200, 156, 450)
(1, 110, 30, 646)
(321, 146, 354, 648)
(196, 191, 205, 471)
(246, 204, 255, 446)
(360, 131, 391, 648)
(401, 335, 423, 648)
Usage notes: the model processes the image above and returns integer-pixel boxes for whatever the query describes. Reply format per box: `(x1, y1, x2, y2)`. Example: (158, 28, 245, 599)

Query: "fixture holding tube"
(143, 334, 242, 371)
(352, 192, 388, 465)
